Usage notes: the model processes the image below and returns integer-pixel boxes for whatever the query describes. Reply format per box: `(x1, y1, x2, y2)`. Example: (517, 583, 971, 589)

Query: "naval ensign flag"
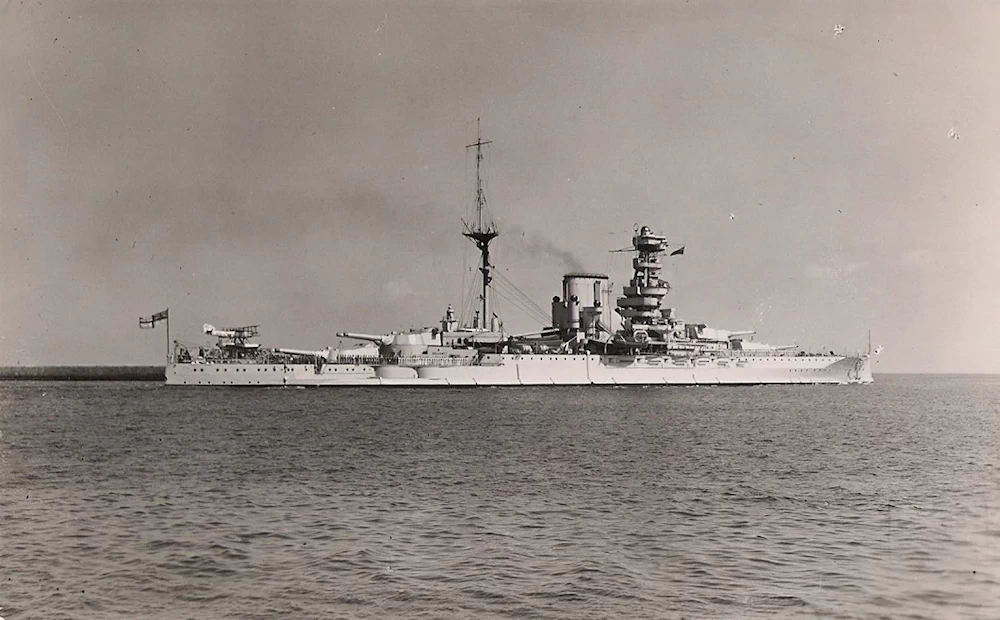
(138, 309, 168, 328)
(139, 309, 170, 362)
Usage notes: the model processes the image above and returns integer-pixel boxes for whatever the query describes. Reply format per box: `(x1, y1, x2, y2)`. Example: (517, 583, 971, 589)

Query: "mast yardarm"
(462, 118, 498, 329)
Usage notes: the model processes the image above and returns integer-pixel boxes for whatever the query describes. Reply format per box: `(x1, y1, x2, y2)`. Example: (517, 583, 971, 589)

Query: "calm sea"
(1, 375, 997, 619)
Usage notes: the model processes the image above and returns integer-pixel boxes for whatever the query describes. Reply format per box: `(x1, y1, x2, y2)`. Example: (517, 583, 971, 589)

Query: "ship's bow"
(848, 354, 874, 384)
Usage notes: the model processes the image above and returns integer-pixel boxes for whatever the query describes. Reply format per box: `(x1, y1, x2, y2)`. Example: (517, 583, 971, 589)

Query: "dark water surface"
(1, 376, 997, 619)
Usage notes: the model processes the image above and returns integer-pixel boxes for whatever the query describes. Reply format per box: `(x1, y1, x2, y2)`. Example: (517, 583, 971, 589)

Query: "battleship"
(165, 129, 875, 387)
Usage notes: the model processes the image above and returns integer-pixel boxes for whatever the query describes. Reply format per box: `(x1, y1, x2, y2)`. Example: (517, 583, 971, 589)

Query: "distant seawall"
(0, 366, 165, 381)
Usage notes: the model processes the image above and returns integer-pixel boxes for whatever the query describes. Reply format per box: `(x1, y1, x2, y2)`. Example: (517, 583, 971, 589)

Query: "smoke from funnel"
(505, 224, 585, 272)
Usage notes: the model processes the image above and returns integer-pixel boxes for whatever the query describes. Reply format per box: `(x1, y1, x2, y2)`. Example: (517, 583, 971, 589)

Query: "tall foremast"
(462, 118, 498, 330)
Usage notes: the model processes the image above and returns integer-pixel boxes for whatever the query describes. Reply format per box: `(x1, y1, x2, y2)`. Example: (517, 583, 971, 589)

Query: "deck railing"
(334, 355, 479, 367)
(176, 349, 855, 367)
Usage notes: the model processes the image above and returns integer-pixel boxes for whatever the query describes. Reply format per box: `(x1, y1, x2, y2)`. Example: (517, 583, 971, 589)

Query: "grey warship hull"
(166, 352, 872, 386)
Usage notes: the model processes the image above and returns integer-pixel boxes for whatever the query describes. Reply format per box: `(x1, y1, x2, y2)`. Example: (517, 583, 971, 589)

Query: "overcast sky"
(2, 1, 998, 373)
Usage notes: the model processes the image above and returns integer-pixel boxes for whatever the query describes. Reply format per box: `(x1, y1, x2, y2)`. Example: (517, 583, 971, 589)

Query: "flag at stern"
(139, 309, 168, 328)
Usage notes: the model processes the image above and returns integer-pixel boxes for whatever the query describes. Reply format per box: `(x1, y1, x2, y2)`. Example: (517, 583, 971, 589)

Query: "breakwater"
(0, 366, 165, 381)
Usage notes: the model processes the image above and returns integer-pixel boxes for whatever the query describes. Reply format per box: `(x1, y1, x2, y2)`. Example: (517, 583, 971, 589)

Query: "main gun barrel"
(275, 347, 330, 358)
(336, 332, 391, 344)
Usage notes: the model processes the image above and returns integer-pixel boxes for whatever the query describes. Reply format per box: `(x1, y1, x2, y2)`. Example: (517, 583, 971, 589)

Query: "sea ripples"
(0, 377, 998, 618)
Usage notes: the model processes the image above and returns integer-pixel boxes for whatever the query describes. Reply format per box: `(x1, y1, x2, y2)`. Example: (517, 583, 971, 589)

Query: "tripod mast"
(463, 118, 498, 330)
